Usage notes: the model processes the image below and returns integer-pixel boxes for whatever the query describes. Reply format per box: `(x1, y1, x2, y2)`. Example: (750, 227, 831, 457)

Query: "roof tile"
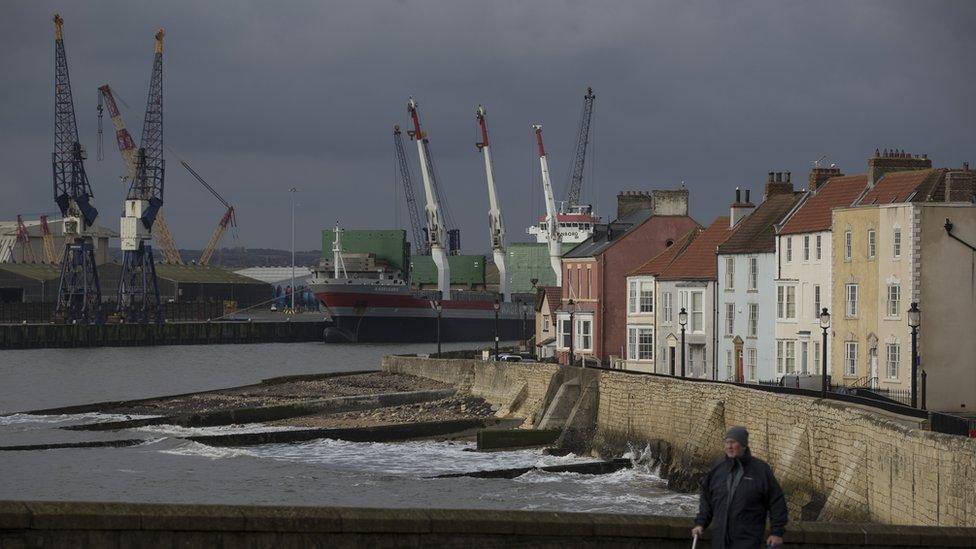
(779, 175, 867, 235)
(629, 227, 701, 276)
(658, 217, 732, 281)
(718, 192, 805, 255)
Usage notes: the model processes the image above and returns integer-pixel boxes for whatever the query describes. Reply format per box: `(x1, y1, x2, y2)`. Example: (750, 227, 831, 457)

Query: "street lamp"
(289, 187, 297, 313)
(434, 300, 443, 357)
(820, 307, 831, 398)
(493, 299, 500, 360)
(566, 298, 576, 367)
(678, 307, 688, 377)
(908, 302, 920, 408)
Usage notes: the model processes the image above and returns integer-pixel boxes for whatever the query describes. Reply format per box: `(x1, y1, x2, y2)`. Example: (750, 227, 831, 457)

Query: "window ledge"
(883, 316, 902, 321)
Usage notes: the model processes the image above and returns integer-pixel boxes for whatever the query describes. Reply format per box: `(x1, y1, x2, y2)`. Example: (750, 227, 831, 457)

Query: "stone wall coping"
(2, 501, 976, 545)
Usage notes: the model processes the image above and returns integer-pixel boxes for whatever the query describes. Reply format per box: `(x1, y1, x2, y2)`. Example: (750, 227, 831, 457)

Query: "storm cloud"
(1, 1, 973, 252)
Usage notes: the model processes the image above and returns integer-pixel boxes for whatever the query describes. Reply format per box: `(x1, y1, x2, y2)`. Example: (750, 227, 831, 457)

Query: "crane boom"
(97, 83, 183, 264)
(180, 160, 236, 266)
(533, 124, 562, 286)
(407, 97, 450, 297)
(15, 215, 38, 263)
(475, 106, 508, 301)
(565, 87, 595, 207)
(52, 13, 101, 323)
(393, 126, 428, 256)
(39, 215, 58, 264)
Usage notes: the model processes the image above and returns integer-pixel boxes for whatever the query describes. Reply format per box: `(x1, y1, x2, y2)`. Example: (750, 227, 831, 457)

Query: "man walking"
(691, 426, 787, 548)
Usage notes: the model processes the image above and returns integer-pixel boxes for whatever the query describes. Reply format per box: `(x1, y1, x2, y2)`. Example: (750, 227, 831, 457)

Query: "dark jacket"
(694, 448, 787, 549)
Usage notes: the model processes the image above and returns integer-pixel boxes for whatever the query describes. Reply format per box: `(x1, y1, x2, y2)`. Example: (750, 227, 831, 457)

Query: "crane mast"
(39, 215, 58, 264)
(565, 87, 595, 208)
(180, 160, 236, 266)
(475, 106, 508, 301)
(15, 215, 38, 263)
(115, 28, 167, 323)
(97, 83, 183, 265)
(533, 125, 562, 286)
(407, 97, 450, 297)
(52, 14, 102, 323)
(393, 125, 428, 256)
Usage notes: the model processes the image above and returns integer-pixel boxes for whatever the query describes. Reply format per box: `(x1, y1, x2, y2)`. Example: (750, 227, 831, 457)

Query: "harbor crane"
(39, 215, 58, 264)
(393, 125, 428, 256)
(113, 28, 168, 323)
(475, 106, 509, 301)
(51, 14, 102, 323)
(180, 160, 237, 266)
(564, 87, 595, 209)
(407, 97, 451, 297)
(15, 215, 37, 263)
(533, 124, 562, 286)
(98, 84, 183, 265)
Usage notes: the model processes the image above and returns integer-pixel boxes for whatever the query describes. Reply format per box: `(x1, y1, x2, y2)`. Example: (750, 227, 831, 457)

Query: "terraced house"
(830, 152, 976, 412)
(774, 166, 866, 381)
(717, 174, 804, 382)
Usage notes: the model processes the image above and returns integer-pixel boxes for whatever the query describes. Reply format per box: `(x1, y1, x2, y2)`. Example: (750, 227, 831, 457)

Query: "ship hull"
(312, 283, 532, 343)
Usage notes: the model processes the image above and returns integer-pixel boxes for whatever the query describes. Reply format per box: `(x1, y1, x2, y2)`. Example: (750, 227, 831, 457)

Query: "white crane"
(475, 106, 509, 302)
(407, 98, 451, 297)
(532, 125, 563, 286)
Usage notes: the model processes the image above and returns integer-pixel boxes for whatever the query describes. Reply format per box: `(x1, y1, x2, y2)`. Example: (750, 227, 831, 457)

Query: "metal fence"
(0, 301, 226, 324)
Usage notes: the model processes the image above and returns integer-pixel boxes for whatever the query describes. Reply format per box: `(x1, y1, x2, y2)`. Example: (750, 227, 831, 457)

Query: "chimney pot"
(786, 171, 791, 183)
(964, 162, 970, 171)
(735, 187, 741, 203)
(768, 172, 774, 183)
(745, 189, 751, 203)
(875, 148, 880, 157)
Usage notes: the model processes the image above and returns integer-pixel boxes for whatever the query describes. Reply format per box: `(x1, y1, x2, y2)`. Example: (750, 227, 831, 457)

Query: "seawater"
(0, 342, 697, 515)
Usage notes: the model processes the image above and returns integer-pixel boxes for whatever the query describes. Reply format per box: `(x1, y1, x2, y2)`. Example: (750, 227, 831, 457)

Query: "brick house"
(555, 190, 699, 365)
(533, 286, 561, 359)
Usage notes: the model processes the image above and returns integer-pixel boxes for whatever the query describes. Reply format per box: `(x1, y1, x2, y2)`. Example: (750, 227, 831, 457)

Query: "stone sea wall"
(384, 356, 976, 527)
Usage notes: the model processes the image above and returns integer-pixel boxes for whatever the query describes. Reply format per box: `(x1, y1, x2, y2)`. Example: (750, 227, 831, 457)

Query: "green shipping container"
(321, 229, 408, 274)
(410, 255, 485, 287)
(505, 242, 557, 293)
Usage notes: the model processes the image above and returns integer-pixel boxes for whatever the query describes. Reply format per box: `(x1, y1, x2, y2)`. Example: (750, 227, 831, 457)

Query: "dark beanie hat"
(725, 426, 749, 447)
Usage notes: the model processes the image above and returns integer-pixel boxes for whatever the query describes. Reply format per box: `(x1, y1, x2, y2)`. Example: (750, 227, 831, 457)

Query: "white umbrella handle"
(691, 533, 698, 549)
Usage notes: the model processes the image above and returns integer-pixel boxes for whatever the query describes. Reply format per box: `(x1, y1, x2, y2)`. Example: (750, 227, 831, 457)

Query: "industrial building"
(0, 218, 116, 265)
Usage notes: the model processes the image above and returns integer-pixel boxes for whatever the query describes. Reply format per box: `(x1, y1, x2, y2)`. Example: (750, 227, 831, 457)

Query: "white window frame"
(725, 303, 735, 335)
(846, 283, 859, 317)
(800, 341, 809, 374)
(726, 257, 735, 289)
(813, 285, 821, 319)
(886, 343, 900, 380)
(815, 234, 822, 261)
(748, 303, 758, 337)
(886, 284, 901, 317)
(639, 281, 654, 313)
(627, 326, 654, 362)
(748, 257, 758, 290)
(690, 291, 704, 334)
(803, 235, 810, 261)
(747, 348, 757, 381)
(785, 341, 796, 373)
(845, 341, 858, 376)
(868, 229, 876, 259)
(628, 280, 638, 314)
(543, 315, 550, 332)
(893, 229, 902, 258)
(575, 317, 592, 351)
(786, 237, 793, 262)
(777, 285, 796, 320)
(662, 292, 673, 322)
(776, 340, 785, 374)
(844, 230, 852, 261)
(558, 316, 572, 349)
(813, 340, 821, 373)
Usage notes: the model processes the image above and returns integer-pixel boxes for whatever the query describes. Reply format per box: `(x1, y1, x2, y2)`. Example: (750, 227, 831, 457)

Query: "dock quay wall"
(1, 501, 975, 548)
(0, 321, 326, 349)
(383, 356, 976, 527)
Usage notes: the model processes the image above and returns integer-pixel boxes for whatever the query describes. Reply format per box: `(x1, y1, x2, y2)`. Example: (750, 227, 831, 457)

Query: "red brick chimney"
(809, 166, 843, 193)
(867, 149, 932, 188)
(764, 171, 794, 200)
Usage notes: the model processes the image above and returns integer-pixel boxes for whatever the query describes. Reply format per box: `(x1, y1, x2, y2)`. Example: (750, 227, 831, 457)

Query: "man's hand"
(767, 534, 783, 547)
(691, 525, 704, 538)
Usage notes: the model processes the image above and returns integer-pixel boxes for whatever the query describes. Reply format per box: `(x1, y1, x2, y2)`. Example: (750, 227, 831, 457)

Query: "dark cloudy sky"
(1, 1, 974, 253)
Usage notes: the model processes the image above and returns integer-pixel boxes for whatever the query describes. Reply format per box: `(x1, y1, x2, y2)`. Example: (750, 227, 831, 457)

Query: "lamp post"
(820, 307, 831, 398)
(434, 300, 442, 357)
(289, 187, 297, 313)
(493, 299, 500, 360)
(566, 298, 576, 367)
(678, 307, 688, 377)
(908, 302, 920, 408)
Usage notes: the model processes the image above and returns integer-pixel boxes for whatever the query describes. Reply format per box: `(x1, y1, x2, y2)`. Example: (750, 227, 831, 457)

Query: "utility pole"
(290, 187, 297, 313)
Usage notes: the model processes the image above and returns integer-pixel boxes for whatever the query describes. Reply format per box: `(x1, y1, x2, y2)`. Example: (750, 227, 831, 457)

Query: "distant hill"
(108, 248, 322, 269)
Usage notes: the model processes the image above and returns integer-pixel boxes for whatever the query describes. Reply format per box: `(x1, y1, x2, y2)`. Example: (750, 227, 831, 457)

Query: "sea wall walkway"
(1, 501, 974, 548)
(383, 356, 976, 526)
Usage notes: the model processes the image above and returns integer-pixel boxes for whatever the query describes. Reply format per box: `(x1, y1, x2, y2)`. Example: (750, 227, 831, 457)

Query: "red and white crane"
(179, 160, 236, 266)
(39, 215, 58, 264)
(15, 215, 37, 263)
(475, 105, 508, 301)
(532, 124, 562, 286)
(407, 97, 450, 297)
